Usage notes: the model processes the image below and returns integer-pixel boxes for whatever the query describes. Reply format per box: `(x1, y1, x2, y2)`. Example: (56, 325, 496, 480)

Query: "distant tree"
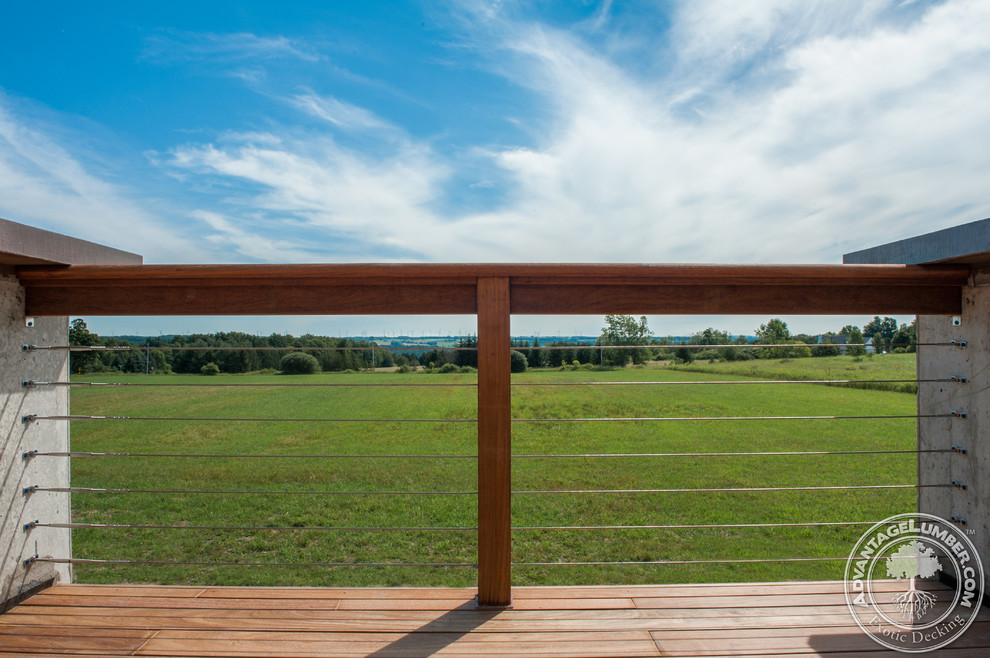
(68, 318, 104, 373)
(692, 327, 735, 361)
(510, 350, 528, 373)
(840, 325, 867, 356)
(755, 318, 792, 358)
(544, 341, 566, 368)
(891, 319, 917, 353)
(597, 315, 652, 366)
(454, 336, 478, 368)
(811, 339, 840, 357)
(691, 328, 729, 346)
(280, 352, 321, 374)
(864, 316, 898, 353)
(527, 338, 543, 369)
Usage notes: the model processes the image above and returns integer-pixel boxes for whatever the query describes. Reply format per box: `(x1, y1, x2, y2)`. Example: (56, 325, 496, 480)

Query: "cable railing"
(18, 334, 967, 604)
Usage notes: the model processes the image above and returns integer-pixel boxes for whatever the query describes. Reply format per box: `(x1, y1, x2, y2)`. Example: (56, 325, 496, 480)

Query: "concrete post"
(0, 217, 141, 609)
(917, 274, 989, 590)
(0, 274, 71, 608)
(846, 217, 990, 591)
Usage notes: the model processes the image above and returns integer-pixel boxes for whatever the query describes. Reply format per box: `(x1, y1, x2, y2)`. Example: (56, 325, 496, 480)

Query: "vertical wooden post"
(476, 277, 512, 606)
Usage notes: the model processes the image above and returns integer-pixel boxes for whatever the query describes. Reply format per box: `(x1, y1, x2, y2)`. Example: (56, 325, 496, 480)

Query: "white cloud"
(166, 131, 451, 261)
(143, 31, 318, 64)
(6, 1, 990, 274)
(289, 92, 398, 135)
(0, 96, 207, 262)
(158, 0, 990, 266)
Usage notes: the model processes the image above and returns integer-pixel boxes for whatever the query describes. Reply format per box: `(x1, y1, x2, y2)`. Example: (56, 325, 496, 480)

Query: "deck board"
(2, 582, 988, 657)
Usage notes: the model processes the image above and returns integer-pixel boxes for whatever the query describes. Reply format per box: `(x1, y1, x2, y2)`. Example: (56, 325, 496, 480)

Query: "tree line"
(67, 314, 917, 374)
(68, 319, 399, 374)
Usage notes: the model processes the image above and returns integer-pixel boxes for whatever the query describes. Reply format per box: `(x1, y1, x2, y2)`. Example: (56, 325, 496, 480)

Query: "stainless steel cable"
(25, 415, 476, 423)
(24, 377, 952, 388)
(511, 414, 948, 422)
(512, 450, 944, 458)
(24, 344, 478, 352)
(513, 557, 849, 566)
(28, 484, 931, 496)
(24, 413, 948, 423)
(26, 380, 477, 388)
(26, 449, 941, 460)
(512, 521, 880, 530)
(29, 522, 475, 531)
(27, 520, 874, 532)
(512, 484, 938, 494)
(28, 451, 476, 459)
(26, 486, 476, 495)
(22, 341, 958, 352)
(27, 557, 476, 568)
(510, 379, 952, 386)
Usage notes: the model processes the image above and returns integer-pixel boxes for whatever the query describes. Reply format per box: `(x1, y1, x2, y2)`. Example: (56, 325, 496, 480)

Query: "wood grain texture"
(14, 262, 971, 285)
(23, 283, 478, 316)
(510, 284, 962, 315)
(2, 582, 988, 657)
(16, 262, 968, 316)
(476, 277, 512, 607)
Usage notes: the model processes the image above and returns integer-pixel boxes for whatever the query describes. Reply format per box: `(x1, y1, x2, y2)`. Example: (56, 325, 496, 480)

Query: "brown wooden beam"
(17, 262, 969, 286)
(23, 284, 478, 316)
(16, 262, 968, 316)
(476, 277, 511, 607)
(510, 284, 963, 315)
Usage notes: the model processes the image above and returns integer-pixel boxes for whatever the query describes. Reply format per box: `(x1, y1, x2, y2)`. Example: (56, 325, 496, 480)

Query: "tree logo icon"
(886, 541, 942, 620)
(844, 513, 984, 653)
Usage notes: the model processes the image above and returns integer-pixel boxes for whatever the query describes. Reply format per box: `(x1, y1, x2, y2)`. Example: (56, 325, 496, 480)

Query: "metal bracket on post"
(952, 480, 968, 491)
(950, 340, 968, 349)
(951, 410, 967, 419)
(21, 344, 38, 352)
(951, 376, 968, 384)
(21, 414, 38, 424)
(950, 516, 968, 526)
(951, 445, 968, 455)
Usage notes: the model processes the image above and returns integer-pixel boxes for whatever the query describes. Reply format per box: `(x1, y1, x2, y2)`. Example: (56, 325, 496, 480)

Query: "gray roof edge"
(843, 217, 990, 265)
(0, 218, 142, 266)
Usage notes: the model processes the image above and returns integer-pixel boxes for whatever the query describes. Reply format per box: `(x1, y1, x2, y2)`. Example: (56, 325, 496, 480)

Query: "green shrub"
(510, 350, 528, 373)
(458, 365, 477, 373)
(396, 364, 412, 373)
(438, 363, 459, 374)
(695, 349, 722, 362)
(200, 362, 220, 376)
(279, 352, 321, 375)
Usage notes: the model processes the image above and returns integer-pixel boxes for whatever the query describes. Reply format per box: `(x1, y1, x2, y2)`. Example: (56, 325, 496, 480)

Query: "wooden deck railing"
(15, 262, 970, 605)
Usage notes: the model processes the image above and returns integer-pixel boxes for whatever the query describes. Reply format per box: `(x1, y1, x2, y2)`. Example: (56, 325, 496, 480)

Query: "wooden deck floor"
(2, 581, 988, 657)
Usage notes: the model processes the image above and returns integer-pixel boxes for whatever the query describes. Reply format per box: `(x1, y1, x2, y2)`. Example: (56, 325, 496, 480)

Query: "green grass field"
(68, 356, 917, 587)
(666, 353, 918, 392)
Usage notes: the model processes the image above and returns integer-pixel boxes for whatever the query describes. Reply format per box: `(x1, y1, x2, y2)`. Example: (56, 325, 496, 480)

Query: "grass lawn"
(666, 353, 918, 392)
(68, 358, 917, 587)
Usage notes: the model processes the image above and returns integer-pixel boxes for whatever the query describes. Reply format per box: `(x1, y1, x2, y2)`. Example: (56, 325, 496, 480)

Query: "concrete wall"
(918, 272, 989, 589)
(0, 273, 70, 608)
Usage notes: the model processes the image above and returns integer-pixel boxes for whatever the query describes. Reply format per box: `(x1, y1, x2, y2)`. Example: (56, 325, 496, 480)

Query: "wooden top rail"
(16, 262, 969, 316)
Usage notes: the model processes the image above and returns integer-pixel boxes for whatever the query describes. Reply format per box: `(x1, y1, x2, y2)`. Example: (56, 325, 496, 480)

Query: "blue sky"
(2, 1, 988, 338)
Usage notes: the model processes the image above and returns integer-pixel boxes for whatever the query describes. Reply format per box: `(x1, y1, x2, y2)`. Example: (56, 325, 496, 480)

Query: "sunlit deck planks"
(2, 581, 989, 656)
